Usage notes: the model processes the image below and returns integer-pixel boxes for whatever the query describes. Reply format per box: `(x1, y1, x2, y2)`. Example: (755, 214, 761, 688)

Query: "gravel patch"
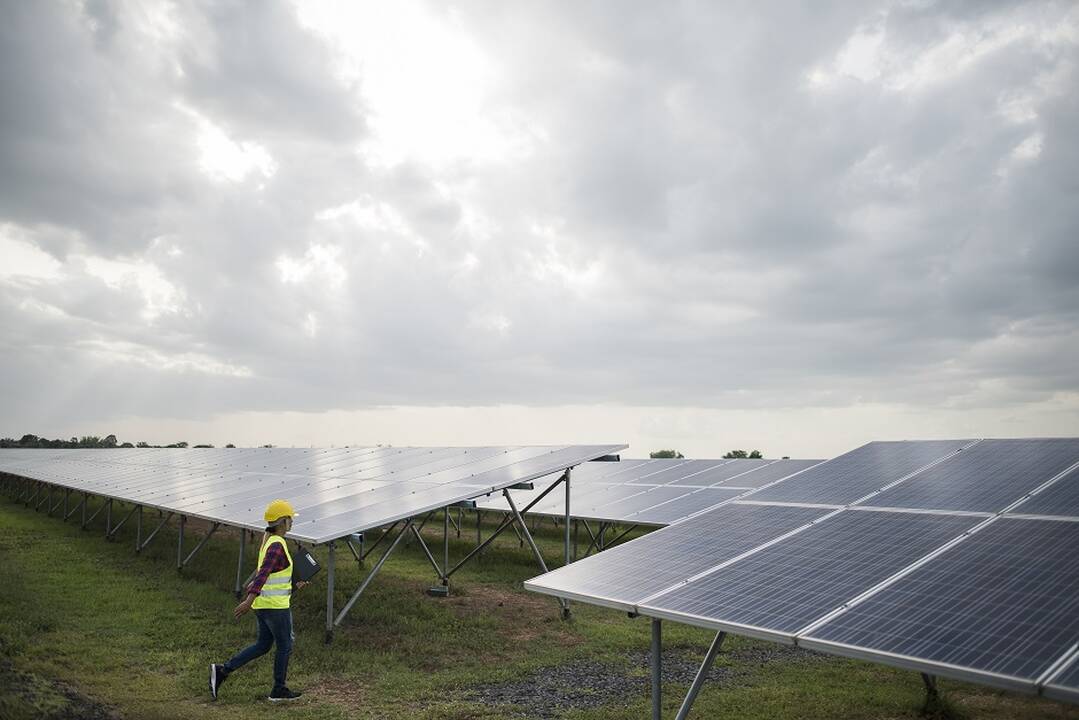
(464, 642, 827, 718)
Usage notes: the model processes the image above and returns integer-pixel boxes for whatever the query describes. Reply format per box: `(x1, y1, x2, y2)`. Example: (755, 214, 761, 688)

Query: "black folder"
(291, 545, 321, 582)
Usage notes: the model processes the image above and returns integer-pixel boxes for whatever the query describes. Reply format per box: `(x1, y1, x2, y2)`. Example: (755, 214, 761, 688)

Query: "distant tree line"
(651, 448, 767, 459)
(0, 433, 235, 449)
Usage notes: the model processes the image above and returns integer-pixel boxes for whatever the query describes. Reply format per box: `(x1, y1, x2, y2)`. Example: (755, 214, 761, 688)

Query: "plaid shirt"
(246, 540, 291, 597)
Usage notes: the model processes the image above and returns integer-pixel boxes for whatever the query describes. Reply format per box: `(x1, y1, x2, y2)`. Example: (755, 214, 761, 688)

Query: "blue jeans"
(224, 608, 293, 689)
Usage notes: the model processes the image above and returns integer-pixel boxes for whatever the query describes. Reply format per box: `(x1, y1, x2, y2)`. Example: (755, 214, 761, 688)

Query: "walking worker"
(210, 499, 307, 702)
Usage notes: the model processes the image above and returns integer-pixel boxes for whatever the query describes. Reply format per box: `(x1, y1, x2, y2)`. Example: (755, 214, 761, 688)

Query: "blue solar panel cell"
(1011, 464, 1079, 518)
(641, 510, 977, 635)
(866, 439, 1079, 513)
(806, 517, 1079, 682)
(751, 440, 972, 505)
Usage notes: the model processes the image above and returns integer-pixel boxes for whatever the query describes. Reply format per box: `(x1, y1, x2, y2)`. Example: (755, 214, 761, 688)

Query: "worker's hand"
(233, 596, 254, 620)
(295, 581, 309, 590)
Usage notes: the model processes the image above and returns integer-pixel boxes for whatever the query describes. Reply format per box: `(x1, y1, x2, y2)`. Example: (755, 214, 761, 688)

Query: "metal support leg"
(504, 491, 569, 615)
(921, 673, 940, 713)
(345, 538, 362, 567)
(136, 505, 143, 552)
(476, 508, 482, 553)
(104, 499, 113, 538)
(574, 520, 579, 561)
(234, 529, 247, 598)
(442, 508, 450, 588)
(176, 515, 186, 570)
(81, 493, 87, 527)
(426, 509, 451, 597)
(652, 619, 662, 720)
(334, 520, 413, 630)
(446, 471, 569, 579)
(457, 506, 462, 538)
(562, 466, 572, 620)
(673, 631, 727, 720)
(325, 541, 336, 644)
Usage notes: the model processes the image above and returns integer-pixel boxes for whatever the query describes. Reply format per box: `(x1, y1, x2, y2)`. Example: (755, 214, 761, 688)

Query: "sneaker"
(209, 664, 227, 700)
(268, 686, 302, 702)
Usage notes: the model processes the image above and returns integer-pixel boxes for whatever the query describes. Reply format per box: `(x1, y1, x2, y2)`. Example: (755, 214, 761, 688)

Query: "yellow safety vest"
(251, 534, 292, 610)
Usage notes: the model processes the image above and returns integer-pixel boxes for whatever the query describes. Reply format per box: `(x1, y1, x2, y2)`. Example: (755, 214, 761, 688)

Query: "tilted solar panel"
(630, 488, 745, 525)
(640, 509, 978, 639)
(804, 517, 1079, 688)
(1008, 464, 1079, 519)
(751, 440, 972, 505)
(0, 444, 626, 544)
(865, 439, 1079, 513)
(524, 503, 831, 611)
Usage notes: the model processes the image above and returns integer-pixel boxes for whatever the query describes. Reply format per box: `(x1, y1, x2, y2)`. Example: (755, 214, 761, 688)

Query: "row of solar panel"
(526, 438, 1079, 699)
(475, 457, 824, 526)
(0, 445, 625, 543)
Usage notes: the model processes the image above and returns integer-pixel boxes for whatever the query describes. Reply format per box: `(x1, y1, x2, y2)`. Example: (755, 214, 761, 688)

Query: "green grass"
(1, 490, 1076, 719)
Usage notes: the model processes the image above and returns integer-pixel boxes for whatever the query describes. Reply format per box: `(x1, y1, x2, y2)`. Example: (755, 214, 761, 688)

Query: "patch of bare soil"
(445, 586, 580, 647)
(0, 656, 120, 720)
(306, 676, 369, 708)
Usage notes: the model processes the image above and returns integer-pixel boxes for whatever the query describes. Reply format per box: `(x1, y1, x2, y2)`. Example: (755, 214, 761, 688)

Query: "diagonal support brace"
(673, 631, 727, 720)
(106, 503, 140, 540)
(181, 522, 221, 568)
(334, 519, 413, 628)
(138, 512, 173, 552)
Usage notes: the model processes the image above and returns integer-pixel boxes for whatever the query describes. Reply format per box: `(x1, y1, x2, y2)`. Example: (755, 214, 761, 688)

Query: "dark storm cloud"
(0, 0, 1077, 434)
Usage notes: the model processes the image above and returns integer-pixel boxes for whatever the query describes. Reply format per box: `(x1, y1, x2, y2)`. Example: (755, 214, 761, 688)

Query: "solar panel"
(634, 460, 732, 486)
(751, 440, 973, 505)
(0, 444, 626, 544)
(683, 459, 772, 486)
(865, 439, 1079, 513)
(721, 459, 824, 488)
(805, 517, 1079, 686)
(640, 509, 978, 638)
(573, 486, 702, 519)
(631, 488, 745, 525)
(524, 503, 831, 611)
(1009, 464, 1079, 518)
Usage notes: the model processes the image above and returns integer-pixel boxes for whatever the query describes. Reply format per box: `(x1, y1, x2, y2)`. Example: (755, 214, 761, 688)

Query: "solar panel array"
(476, 457, 823, 527)
(0, 444, 625, 544)
(526, 438, 1079, 700)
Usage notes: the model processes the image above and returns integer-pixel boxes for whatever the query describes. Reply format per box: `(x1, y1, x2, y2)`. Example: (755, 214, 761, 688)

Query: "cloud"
(0, 0, 1077, 449)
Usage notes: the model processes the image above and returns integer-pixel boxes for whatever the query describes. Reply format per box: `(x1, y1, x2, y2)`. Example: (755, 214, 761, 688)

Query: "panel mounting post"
(562, 466, 572, 620)
(325, 540, 336, 644)
(652, 619, 662, 720)
(176, 515, 185, 571)
(135, 505, 142, 553)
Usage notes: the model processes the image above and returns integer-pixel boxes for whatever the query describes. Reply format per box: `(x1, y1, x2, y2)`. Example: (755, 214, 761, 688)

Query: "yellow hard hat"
(264, 499, 297, 524)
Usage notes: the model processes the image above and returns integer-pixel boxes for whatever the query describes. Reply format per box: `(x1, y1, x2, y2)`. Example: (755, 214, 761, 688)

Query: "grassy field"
(1, 490, 1077, 720)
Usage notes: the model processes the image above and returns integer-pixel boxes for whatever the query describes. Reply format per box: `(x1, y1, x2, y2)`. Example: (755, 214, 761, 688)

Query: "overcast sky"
(1, 1, 1077, 458)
